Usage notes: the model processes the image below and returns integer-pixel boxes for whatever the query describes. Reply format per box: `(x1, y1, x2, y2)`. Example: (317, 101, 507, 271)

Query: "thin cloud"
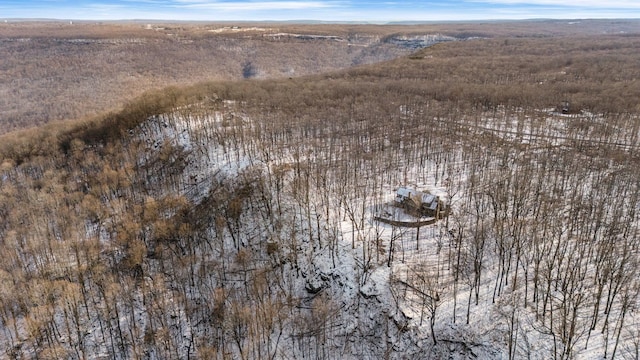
(119, 0, 173, 3)
(468, 0, 640, 8)
(171, 0, 340, 11)
(2, 0, 640, 21)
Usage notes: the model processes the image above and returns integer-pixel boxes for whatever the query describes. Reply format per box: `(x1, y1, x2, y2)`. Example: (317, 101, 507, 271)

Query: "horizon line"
(3, 17, 639, 23)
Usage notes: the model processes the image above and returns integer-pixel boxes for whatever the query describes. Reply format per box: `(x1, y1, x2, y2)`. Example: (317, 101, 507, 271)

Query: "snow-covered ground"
(136, 104, 638, 359)
(1, 100, 638, 359)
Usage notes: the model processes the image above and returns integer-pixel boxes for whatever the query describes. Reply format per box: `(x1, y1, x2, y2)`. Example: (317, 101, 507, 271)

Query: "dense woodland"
(1, 21, 640, 359)
(2, 19, 639, 134)
(0, 21, 461, 135)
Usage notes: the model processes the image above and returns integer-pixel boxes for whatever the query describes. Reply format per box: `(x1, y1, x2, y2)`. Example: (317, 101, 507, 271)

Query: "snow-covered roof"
(421, 193, 436, 204)
(397, 187, 416, 198)
(397, 187, 438, 206)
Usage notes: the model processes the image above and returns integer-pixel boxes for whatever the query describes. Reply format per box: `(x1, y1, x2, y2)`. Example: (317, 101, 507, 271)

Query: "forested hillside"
(0, 25, 639, 359)
(0, 21, 462, 134)
(2, 19, 638, 134)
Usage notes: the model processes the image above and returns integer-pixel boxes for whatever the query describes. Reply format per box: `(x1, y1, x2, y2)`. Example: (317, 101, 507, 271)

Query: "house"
(395, 187, 445, 217)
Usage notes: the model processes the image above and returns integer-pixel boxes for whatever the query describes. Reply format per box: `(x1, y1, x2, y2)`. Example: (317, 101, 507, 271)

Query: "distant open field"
(1, 19, 639, 134)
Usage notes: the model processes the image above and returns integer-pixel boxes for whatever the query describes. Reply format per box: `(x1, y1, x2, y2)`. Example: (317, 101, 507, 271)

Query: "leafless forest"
(0, 20, 639, 359)
(2, 20, 637, 134)
(0, 21, 478, 135)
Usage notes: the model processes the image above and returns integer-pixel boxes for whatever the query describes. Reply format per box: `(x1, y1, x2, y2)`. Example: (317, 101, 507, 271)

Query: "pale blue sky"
(2, 0, 640, 21)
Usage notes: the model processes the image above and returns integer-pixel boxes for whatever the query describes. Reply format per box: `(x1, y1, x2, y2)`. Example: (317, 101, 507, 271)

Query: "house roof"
(422, 193, 436, 205)
(397, 187, 437, 205)
(396, 187, 416, 199)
